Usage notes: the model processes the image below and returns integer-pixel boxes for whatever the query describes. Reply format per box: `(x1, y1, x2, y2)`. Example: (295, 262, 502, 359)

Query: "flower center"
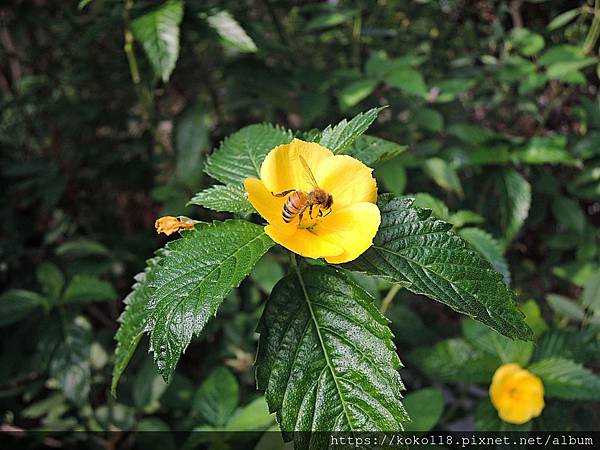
(296, 204, 332, 230)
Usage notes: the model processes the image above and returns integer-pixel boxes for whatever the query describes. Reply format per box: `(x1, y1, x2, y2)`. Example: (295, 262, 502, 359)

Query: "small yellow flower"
(489, 363, 545, 424)
(244, 138, 380, 263)
(155, 216, 196, 236)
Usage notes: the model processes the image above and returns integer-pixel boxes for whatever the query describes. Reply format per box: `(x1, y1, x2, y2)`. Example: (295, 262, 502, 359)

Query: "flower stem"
(380, 284, 401, 314)
(583, 0, 600, 54)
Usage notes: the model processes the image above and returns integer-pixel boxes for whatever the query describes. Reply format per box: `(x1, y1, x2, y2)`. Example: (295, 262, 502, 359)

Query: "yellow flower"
(155, 216, 196, 236)
(489, 363, 545, 424)
(244, 138, 380, 263)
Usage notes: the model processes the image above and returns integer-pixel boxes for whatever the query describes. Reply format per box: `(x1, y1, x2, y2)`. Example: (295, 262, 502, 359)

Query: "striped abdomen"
(282, 191, 308, 223)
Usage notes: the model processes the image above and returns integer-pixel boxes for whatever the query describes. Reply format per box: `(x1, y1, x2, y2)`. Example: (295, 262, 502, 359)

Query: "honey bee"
(272, 155, 333, 224)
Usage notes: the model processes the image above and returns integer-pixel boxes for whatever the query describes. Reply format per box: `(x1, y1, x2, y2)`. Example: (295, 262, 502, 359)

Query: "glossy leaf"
(423, 157, 463, 196)
(188, 184, 255, 214)
(256, 266, 407, 447)
(401, 388, 444, 432)
(529, 358, 600, 400)
(205, 124, 292, 186)
(338, 79, 378, 110)
(131, 0, 183, 82)
(346, 195, 532, 340)
(36, 262, 65, 300)
(319, 107, 385, 154)
(146, 220, 274, 381)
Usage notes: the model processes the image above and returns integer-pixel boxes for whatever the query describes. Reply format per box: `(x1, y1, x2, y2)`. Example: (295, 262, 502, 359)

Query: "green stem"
(583, 0, 600, 54)
(380, 284, 401, 314)
(352, 12, 363, 68)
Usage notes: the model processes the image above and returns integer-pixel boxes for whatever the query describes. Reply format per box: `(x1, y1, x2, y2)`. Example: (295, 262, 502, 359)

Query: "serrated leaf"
(49, 316, 92, 405)
(256, 266, 407, 447)
(131, 0, 183, 82)
(0, 289, 47, 327)
(319, 107, 385, 155)
(532, 328, 600, 364)
(62, 275, 116, 304)
(528, 358, 600, 400)
(205, 124, 292, 186)
(193, 367, 239, 426)
(498, 169, 531, 246)
(188, 184, 255, 214)
(410, 338, 500, 383)
(206, 10, 257, 53)
(112, 254, 163, 396)
(344, 135, 406, 167)
(462, 319, 533, 366)
(146, 220, 274, 381)
(459, 227, 511, 285)
(345, 195, 531, 340)
(546, 294, 585, 322)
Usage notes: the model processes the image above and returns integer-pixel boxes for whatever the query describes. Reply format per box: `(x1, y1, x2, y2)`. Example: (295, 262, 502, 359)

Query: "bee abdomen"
(282, 192, 304, 223)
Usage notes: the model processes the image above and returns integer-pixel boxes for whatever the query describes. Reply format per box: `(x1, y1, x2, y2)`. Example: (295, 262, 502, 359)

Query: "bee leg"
(272, 189, 295, 197)
(309, 204, 314, 219)
(322, 208, 332, 218)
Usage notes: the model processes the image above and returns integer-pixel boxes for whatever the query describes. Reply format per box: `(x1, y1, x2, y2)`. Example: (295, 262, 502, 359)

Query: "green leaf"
(343, 135, 406, 167)
(459, 227, 511, 285)
(319, 107, 385, 155)
(519, 299, 548, 339)
(0, 289, 47, 327)
(175, 103, 210, 189)
(545, 294, 585, 322)
(225, 396, 275, 431)
(338, 79, 378, 110)
(206, 11, 257, 53)
(582, 269, 600, 312)
(462, 319, 533, 366)
(188, 185, 255, 214)
(410, 338, 500, 383)
(133, 358, 169, 409)
(36, 262, 64, 301)
(305, 11, 353, 32)
(448, 210, 485, 228)
(447, 122, 496, 145)
(528, 358, 600, 400)
(49, 316, 92, 405)
(112, 255, 162, 396)
(384, 68, 427, 96)
(346, 195, 532, 340)
(205, 124, 292, 186)
(375, 158, 407, 195)
(401, 388, 444, 432)
(251, 254, 284, 294)
(147, 220, 274, 381)
(509, 28, 545, 56)
(423, 157, 463, 196)
(413, 108, 444, 132)
(62, 275, 116, 304)
(55, 239, 110, 258)
(547, 8, 580, 31)
(256, 266, 407, 446)
(513, 136, 576, 165)
(498, 169, 531, 246)
(131, 0, 183, 82)
(193, 367, 239, 426)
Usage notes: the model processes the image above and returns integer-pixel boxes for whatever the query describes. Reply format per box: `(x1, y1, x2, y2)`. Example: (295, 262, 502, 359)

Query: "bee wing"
(298, 154, 319, 188)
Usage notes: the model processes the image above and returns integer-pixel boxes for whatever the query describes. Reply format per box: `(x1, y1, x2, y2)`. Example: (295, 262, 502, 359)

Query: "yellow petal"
(260, 138, 333, 194)
(155, 216, 195, 236)
(314, 202, 381, 264)
(265, 225, 344, 260)
(244, 178, 297, 236)
(315, 155, 377, 209)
